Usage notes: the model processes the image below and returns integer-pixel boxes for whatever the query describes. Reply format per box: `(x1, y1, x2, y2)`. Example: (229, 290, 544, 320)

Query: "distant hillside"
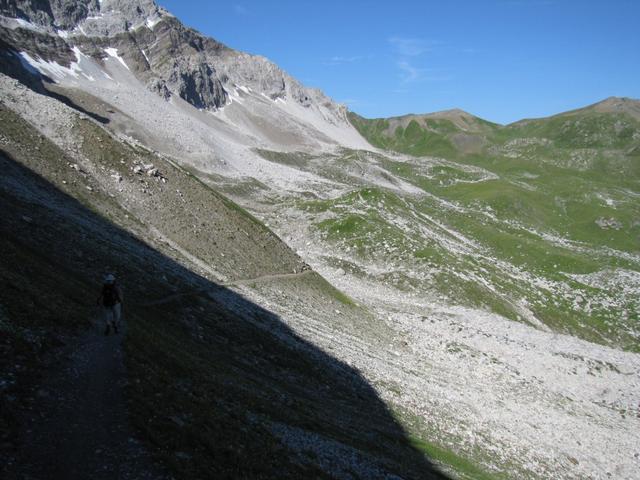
(349, 109, 499, 158)
(517, 97, 640, 123)
(350, 97, 640, 178)
(347, 99, 639, 349)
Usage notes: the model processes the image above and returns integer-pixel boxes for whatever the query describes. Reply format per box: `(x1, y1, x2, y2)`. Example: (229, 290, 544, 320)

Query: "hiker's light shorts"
(103, 303, 121, 325)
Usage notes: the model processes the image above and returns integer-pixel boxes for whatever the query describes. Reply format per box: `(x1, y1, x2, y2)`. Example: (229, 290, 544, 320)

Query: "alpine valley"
(0, 1, 638, 479)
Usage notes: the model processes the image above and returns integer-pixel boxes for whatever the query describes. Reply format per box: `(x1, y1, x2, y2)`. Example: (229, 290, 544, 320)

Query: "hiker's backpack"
(102, 284, 120, 307)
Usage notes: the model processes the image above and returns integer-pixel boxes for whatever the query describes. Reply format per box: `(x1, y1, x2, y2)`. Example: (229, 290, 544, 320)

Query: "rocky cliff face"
(0, 0, 160, 32)
(0, 0, 350, 118)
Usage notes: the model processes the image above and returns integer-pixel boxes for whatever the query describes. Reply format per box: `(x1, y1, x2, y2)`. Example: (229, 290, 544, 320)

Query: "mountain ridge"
(0, 0, 365, 148)
(350, 95, 640, 165)
(351, 96, 640, 128)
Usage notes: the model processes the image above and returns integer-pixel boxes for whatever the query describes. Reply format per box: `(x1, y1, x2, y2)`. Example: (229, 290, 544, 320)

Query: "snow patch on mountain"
(17, 47, 97, 82)
(104, 48, 130, 71)
(0, 15, 43, 32)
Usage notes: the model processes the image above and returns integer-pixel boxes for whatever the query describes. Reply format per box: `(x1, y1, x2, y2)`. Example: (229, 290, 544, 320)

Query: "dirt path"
(7, 319, 170, 480)
(141, 270, 312, 307)
(224, 270, 312, 286)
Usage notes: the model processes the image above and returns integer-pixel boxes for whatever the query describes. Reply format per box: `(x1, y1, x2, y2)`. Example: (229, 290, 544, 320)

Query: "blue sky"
(157, 1, 640, 124)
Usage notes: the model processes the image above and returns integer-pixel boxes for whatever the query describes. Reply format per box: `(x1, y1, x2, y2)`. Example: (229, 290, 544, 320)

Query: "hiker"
(97, 273, 123, 335)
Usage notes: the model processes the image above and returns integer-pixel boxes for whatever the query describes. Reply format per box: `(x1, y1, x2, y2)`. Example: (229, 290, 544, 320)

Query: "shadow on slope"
(0, 152, 450, 479)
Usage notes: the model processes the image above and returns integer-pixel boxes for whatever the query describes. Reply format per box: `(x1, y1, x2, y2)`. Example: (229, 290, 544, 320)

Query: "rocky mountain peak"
(0, 0, 363, 145)
(590, 96, 640, 120)
(76, 0, 165, 36)
(1, 0, 165, 35)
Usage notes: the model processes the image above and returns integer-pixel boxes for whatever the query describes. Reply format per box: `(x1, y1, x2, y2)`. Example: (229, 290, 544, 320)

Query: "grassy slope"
(343, 105, 640, 350)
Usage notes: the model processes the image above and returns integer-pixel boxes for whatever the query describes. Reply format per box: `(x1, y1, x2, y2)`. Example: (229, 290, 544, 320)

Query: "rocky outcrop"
(146, 77, 170, 101)
(216, 52, 287, 100)
(0, 0, 352, 125)
(133, 17, 228, 109)
(73, 0, 163, 36)
(0, 0, 58, 27)
(0, 0, 161, 33)
(1, 0, 99, 30)
(168, 63, 226, 109)
(0, 24, 72, 62)
(49, 0, 96, 29)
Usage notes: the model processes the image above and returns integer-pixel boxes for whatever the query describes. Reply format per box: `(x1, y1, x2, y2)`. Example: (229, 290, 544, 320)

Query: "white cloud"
(323, 54, 372, 66)
(233, 4, 248, 15)
(388, 36, 439, 57)
(388, 37, 450, 85)
(397, 60, 424, 83)
(397, 60, 452, 84)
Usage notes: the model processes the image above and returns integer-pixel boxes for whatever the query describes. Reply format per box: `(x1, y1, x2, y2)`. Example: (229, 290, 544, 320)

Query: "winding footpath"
(7, 321, 169, 480)
(141, 270, 313, 307)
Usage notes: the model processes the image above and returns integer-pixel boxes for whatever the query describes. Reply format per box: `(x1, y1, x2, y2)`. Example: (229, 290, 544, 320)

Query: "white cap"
(104, 273, 116, 284)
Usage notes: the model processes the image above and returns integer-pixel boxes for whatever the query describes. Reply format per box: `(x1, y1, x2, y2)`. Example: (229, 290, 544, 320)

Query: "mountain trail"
(6, 316, 170, 480)
(223, 269, 313, 286)
(140, 270, 313, 307)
